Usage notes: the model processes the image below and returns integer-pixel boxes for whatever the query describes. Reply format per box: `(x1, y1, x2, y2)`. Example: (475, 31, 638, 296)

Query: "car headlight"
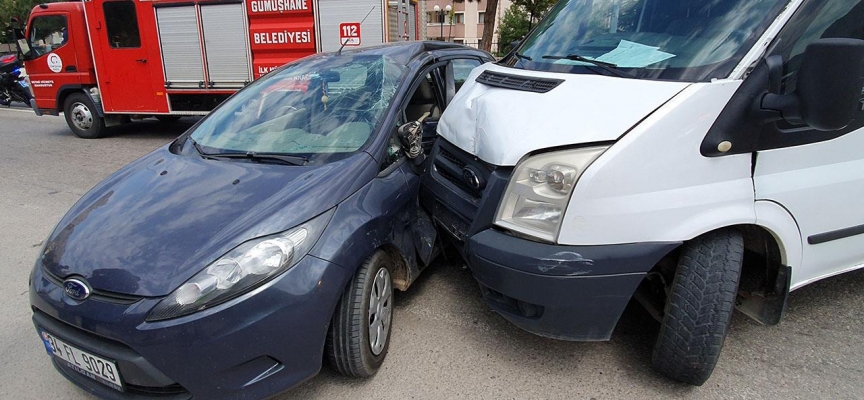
(494, 146, 608, 242)
(147, 208, 334, 321)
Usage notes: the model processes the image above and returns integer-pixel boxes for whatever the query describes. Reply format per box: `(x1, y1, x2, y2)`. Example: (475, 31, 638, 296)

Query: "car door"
(753, 0, 864, 287)
(385, 56, 485, 266)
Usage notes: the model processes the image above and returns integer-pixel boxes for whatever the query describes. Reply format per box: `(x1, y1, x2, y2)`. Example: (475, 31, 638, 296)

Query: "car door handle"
(65, 66, 77, 72)
(135, 59, 147, 63)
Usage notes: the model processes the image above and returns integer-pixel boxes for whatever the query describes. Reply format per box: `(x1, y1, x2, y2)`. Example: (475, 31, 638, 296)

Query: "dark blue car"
(30, 42, 492, 399)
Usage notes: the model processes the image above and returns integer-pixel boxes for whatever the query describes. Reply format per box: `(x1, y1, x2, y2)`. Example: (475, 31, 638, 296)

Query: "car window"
(452, 59, 481, 92)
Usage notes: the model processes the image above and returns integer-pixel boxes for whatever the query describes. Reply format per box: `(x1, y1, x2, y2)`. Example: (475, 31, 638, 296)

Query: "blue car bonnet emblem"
(63, 278, 91, 301)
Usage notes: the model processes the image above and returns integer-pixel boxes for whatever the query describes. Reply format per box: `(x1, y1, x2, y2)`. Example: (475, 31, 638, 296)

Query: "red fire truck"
(14, 0, 420, 138)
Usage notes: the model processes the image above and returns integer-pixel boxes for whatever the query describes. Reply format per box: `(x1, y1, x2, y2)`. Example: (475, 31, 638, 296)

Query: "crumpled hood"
(438, 63, 690, 166)
(41, 145, 376, 297)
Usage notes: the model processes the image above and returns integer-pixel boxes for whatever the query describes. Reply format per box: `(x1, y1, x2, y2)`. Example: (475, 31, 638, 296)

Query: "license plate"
(39, 329, 124, 391)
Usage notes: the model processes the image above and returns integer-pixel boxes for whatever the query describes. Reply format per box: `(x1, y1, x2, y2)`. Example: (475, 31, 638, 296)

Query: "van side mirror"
(759, 38, 864, 131)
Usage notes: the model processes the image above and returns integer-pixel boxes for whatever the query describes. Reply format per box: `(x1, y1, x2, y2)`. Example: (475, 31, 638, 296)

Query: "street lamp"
(433, 4, 452, 42)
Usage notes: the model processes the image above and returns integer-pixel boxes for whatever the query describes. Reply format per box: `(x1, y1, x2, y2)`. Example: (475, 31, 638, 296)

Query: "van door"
(92, 0, 157, 112)
(753, 0, 864, 287)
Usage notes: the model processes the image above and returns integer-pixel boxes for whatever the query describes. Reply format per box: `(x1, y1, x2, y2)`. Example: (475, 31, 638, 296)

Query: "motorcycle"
(0, 54, 33, 106)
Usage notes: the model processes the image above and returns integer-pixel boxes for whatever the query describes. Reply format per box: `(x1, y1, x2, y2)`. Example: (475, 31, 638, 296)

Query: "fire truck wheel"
(64, 93, 105, 139)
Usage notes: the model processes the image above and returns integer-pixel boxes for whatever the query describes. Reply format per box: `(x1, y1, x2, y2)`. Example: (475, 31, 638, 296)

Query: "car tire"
(651, 228, 743, 386)
(326, 250, 393, 377)
(64, 92, 105, 139)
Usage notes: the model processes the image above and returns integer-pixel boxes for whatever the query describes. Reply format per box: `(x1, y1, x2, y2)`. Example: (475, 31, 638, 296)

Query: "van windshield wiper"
(541, 54, 634, 78)
(514, 52, 532, 61)
(206, 152, 308, 166)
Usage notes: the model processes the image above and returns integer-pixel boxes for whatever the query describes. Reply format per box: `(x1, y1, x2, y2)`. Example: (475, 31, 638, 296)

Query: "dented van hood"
(438, 63, 690, 166)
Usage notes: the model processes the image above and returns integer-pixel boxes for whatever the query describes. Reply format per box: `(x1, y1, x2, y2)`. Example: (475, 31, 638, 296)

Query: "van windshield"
(189, 54, 405, 164)
(503, 0, 788, 81)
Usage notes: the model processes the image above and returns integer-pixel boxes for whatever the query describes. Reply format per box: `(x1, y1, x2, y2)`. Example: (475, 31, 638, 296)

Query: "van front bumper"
(467, 229, 679, 341)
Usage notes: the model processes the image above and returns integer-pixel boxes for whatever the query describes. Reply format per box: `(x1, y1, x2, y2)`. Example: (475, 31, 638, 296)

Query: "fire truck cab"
(16, 0, 420, 138)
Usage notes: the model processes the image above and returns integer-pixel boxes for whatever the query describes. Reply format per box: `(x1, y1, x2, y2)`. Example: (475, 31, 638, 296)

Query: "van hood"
(40, 145, 376, 297)
(438, 64, 690, 166)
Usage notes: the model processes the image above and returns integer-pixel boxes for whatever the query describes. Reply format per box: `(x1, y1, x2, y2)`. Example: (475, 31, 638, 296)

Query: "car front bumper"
(30, 254, 350, 399)
(467, 229, 679, 341)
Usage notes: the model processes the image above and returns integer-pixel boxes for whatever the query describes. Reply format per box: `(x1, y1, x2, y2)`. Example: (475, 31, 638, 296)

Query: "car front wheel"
(326, 250, 393, 377)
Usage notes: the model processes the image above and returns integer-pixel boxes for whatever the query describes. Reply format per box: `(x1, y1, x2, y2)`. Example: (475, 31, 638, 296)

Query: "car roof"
(308, 41, 492, 65)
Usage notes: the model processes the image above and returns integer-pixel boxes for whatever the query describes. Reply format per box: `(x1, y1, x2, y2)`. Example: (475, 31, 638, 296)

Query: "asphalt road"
(1, 106, 863, 399)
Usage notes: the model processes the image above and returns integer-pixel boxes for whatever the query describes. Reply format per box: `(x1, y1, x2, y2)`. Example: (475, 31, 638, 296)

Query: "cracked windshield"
(189, 54, 405, 164)
(507, 0, 788, 81)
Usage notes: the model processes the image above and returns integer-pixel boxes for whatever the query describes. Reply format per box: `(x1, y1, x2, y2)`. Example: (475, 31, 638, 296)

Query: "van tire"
(326, 250, 393, 377)
(651, 228, 743, 385)
(64, 93, 105, 139)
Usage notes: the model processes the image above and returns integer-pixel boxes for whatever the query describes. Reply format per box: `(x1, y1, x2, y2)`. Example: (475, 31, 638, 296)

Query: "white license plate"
(39, 330, 124, 391)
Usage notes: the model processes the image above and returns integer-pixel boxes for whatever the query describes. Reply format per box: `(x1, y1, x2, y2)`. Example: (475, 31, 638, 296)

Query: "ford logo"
(63, 278, 91, 301)
(461, 166, 485, 190)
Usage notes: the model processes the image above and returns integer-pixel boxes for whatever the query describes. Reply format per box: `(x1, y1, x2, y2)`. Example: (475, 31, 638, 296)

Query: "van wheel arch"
(634, 225, 791, 384)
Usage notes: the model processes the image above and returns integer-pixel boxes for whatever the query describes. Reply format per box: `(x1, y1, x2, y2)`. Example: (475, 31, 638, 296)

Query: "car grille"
(476, 70, 563, 93)
(41, 264, 145, 305)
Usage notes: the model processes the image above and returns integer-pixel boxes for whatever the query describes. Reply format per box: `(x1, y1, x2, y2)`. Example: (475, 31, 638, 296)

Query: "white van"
(420, 0, 864, 385)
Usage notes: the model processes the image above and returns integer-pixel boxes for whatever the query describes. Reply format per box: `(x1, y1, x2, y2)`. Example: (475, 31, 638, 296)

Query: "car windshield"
(189, 54, 406, 164)
(503, 0, 788, 81)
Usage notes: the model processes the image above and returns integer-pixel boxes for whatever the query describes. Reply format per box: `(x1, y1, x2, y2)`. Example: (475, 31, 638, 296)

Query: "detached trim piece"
(476, 70, 563, 93)
(808, 224, 864, 245)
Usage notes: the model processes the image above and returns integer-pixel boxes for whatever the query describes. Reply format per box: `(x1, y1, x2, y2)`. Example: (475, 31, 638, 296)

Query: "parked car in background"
(30, 42, 492, 399)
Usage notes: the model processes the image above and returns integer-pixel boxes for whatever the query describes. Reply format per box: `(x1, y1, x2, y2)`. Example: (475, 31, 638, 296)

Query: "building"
(423, 0, 512, 53)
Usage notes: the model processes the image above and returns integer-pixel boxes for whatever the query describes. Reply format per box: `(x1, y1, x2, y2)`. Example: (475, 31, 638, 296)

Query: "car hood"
(438, 63, 690, 166)
(41, 145, 376, 297)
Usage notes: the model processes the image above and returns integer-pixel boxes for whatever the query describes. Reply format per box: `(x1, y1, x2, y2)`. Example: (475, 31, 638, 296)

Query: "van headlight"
(494, 146, 608, 242)
(147, 208, 334, 321)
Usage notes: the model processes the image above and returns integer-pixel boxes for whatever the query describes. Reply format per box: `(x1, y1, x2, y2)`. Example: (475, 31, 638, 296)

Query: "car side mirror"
(759, 38, 864, 131)
(397, 120, 425, 165)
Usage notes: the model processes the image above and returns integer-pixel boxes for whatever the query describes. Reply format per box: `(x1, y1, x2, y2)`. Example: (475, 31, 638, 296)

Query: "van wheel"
(326, 250, 393, 377)
(651, 228, 743, 385)
(64, 93, 105, 139)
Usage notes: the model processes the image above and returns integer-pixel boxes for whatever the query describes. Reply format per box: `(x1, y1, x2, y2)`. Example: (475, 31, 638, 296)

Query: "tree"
(480, 0, 498, 53)
(1, 0, 44, 43)
(512, 0, 556, 30)
(496, 4, 530, 56)
(496, 0, 555, 56)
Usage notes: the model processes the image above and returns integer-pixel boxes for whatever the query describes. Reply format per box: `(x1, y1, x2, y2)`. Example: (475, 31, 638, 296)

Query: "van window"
(504, 0, 788, 82)
(773, 0, 864, 94)
(104, 1, 141, 48)
(29, 16, 68, 57)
